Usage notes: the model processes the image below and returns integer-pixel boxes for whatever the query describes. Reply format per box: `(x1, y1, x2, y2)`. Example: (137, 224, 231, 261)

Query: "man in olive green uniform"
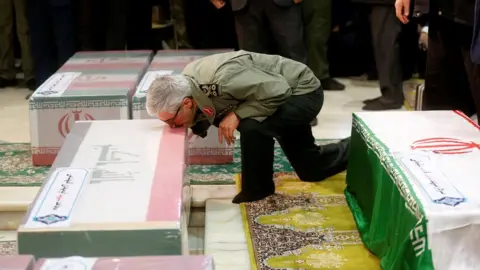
(146, 50, 350, 203)
(0, 0, 35, 89)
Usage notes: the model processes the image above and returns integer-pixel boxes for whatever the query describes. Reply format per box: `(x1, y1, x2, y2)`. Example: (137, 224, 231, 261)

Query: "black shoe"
(362, 99, 403, 111)
(363, 97, 381, 104)
(310, 118, 318, 126)
(232, 187, 275, 204)
(321, 78, 345, 91)
(26, 78, 36, 91)
(0, 78, 16, 88)
(301, 137, 351, 183)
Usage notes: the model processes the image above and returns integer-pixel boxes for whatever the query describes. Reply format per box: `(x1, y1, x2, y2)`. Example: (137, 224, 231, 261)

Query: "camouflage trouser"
(171, 0, 192, 49)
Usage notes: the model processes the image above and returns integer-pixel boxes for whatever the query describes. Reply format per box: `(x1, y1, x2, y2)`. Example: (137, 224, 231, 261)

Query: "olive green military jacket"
(182, 50, 321, 137)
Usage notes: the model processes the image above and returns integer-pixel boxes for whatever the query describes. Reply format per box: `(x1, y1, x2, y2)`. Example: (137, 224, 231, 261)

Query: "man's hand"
(211, 0, 226, 9)
(419, 32, 428, 50)
(395, 0, 411, 24)
(218, 112, 239, 146)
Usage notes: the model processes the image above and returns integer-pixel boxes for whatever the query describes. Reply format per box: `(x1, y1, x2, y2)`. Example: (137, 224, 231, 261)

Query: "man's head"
(146, 75, 197, 128)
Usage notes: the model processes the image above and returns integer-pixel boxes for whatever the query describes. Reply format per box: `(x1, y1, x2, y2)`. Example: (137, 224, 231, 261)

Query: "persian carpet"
(0, 241, 16, 255)
(0, 140, 337, 186)
(0, 143, 49, 186)
(238, 172, 380, 270)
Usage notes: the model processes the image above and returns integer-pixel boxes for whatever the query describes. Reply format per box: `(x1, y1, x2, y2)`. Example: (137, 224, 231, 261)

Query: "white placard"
(67, 58, 146, 64)
(137, 70, 174, 93)
(32, 72, 82, 98)
(40, 257, 97, 270)
(398, 151, 466, 206)
(24, 168, 91, 228)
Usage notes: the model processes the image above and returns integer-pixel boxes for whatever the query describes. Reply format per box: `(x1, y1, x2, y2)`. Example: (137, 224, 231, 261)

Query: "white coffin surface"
(18, 120, 190, 259)
(355, 110, 480, 270)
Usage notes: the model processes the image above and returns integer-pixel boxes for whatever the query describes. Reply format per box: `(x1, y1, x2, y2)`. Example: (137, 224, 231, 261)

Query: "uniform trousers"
(0, 0, 34, 81)
(236, 88, 350, 196)
(234, 0, 307, 64)
(423, 16, 480, 123)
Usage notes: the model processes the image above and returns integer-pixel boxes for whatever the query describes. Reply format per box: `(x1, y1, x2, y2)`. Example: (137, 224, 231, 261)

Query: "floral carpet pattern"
(0, 143, 49, 186)
(0, 140, 336, 186)
(240, 172, 380, 270)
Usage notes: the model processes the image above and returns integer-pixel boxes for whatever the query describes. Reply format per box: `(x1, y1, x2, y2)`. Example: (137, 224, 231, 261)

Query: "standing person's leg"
(105, 0, 128, 50)
(171, 0, 193, 49)
(233, 0, 270, 54)
(26, 0, 55, 87)
(459, 24, 480, 123)
(126, 0, 151, 50)
(302, 0, 345, 90)
(266, 2, 307, 63)
(50, 3, 76, 68)
(0, 0, 17, 87)
(423, 16, 475, 115)
(13, 0, 35, 90)
(363, 5, 403, 110)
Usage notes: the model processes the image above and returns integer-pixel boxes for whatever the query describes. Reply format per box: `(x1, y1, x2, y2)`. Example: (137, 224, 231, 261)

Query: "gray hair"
(146, 75, 192, 116)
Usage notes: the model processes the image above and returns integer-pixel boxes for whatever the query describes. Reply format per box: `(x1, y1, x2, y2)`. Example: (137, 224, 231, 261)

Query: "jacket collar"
(185, 76, 216, 124)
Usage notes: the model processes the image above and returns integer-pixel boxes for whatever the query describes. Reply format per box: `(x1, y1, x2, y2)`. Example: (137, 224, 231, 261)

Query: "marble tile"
(188, 227, 205, 254)
(0, 87, 31, 143)
(0, 187, 38, 211)
(0, 231, 16, 242)
(205, 199, 249, 270)
(192, 185, 237, 207)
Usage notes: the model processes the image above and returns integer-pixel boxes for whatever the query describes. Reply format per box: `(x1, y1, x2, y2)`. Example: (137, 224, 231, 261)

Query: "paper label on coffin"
(137, 70, 174, 93)
(32, 72, 82, 98)
(65, 58, 149, 65)
(25, 168, 92, 228)
(396, 151, 466, 207)
(71, 50, 153, 59)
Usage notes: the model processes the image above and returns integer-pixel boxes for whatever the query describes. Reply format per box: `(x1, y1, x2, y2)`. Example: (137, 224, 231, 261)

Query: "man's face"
(157, 97, 196, 128)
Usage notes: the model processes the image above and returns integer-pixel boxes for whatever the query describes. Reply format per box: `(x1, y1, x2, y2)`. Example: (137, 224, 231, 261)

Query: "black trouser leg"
(266, 1, 307, 64)
(236, 119, 275, 199)
(370, 5, 403, 103)
(233, 1, 270, 54)
(233, 88, 350, 203)
(424, 16, 479, 118)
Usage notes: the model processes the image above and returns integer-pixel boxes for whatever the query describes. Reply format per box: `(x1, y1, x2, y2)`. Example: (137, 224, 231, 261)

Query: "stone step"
(204, 199, 249, 270)
(0, 187, 39, 230)
(0, 185, 234, 230)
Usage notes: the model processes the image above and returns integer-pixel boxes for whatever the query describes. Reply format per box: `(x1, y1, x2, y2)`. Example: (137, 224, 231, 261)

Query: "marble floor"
(0, 79, 386, 268)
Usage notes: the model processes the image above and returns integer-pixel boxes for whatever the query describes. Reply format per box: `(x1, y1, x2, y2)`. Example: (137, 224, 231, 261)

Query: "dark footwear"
(362, 99, 403, 111)
(26, 78, 36, 91)
(321, 78, 345, 91)
(232, 188, 275, 204)
(0, 78, 16, 88)
(310, 118, 318, 126)
(301, 137, 351, 182)
(363, 97, 381, 104)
